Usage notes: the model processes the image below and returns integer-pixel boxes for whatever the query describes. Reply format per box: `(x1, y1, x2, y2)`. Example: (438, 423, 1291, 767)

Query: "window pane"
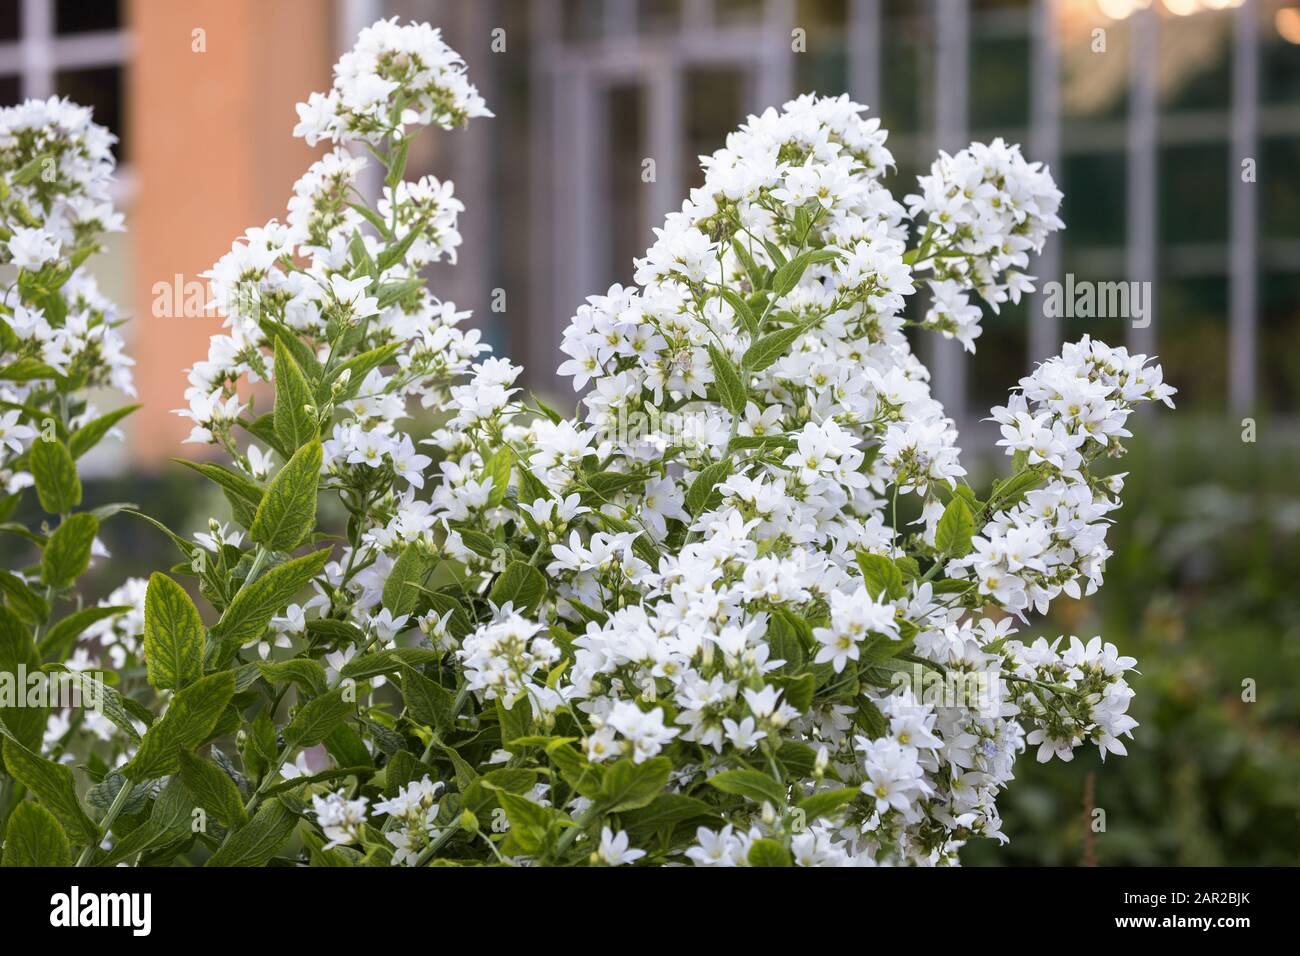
(607, 84, 646, 285)
(56, 66, 127, 161)
(1158, 275, 1229, 412)
(0, 75, 20, 107)
(1160, 143, 1229, 245)
(970, 31, 1031, 132)
(1260, 269, 1300, 413)
(55, 0, 121, 35)
(1261, 135, 1300, 240)
(970, 297, 1029, 413)
(1059, 152, 1127, 249)
(0, 1, 20, 42)
(797, 44, 848, 97)
(683, 69, 746, 190)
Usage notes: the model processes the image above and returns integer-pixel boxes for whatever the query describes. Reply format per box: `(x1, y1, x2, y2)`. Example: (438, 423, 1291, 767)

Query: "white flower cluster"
(428, 92, 1172, 865)
(950, 335, 1178, 614)
(0, 97, 134, 494)
(906, 138, 1064, 350)
(294, 17, 491, 147)
(12, 19, 1170, 869)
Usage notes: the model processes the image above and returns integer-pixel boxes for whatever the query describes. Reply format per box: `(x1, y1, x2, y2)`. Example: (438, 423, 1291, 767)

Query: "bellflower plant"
(0, 18, 1174, 869)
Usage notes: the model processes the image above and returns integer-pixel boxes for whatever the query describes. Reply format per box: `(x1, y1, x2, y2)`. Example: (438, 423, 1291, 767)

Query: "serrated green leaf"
(210, 548, 331, 647)
(122, 671, 237, 781)
(273, 339, 317, 453)
(174, 459, 263, 528)
(708, 344, 747, 415)
(37, 605, 129, 659)
(383, 542, 430, 618)
(249, 440, 321, 552)
(177, 749, 248, 828)
(68, 404, 140, 459)
(685, 458, 732, 517)
(795, 787, 859, 823)
(1, 737, 97, 844)
(856, 551, 905, 600)
(205, 799, 296, 867)
(705, 768, 785, 806)
(0, 607, 43, 750)
(489, 560, 546, 614)
(935, 497, 975, 557)
(39, 512, 97, 589)
(29, 438, 80, 514)
(401, 665, 454, 734)
(598, 756, 671, 813)
(284, 688, 354, 748)
(1, 801, 71, 866)
(143, 572, 204, 690)
(742, 321, 807, 373)
(747, 837, 793, 866)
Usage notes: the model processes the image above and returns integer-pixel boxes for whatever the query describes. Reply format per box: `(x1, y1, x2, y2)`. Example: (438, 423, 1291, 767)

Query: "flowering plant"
(0, 19, 1174, 868)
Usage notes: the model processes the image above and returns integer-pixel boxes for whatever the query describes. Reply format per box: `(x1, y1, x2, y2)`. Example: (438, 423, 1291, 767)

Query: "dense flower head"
(293, 17, 491, 147)
(3, 18, 1175, 870)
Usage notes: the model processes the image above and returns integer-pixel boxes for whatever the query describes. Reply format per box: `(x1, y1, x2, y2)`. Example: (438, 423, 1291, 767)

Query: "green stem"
(75, 776, 132, 867)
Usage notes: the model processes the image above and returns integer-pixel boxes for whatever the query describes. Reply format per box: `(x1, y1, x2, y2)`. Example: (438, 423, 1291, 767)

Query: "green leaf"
(747, 837, 793, 867)
(39, 512, 97, 589)
(383, 543, 431, 618)
(177, 749, 248, 828)
(284, 688, 354, 748)
(175, 459, 263, 529)
(122, 671, 237, 781)
(705, 768, 786, 807)
(29, 438, 80, 514)
(770, 248, 840, 299)
(621, 793, 721, 843)
(273, 339, 318, 452)
(598, 756, 671, 813)
(497, 697, 533, 750)
(68, 404, 140, 459)
(142, 572, 204, 690)
(205, 799, 296, 867)
(707, 344, 747, 415)
(1, 801, 72, 866)
(742, 321, 807, 373)
(0, 357, 59, 381)
(254, 659, 327, 696)
(400, 665, 454, 734)
(718, 288, 758, 336)
(337, 647, 440, 681)
(0, 737, 98, 844)
(685, 458, 732, 517)
(935, 497, 975, 558)
(37, 605, 129, 659)
(489, 560, 547, 614)
(795, 787, 859, 823)
(0, 572, 48, 627)
(249, 440, 322, 552)
(0, 607, 43, 750)
(482, 447, 512, 508)
(496, 791, 562, 856)
(210, 548, 331, 647)
(545, 742, 604, 800)
(856, 551, 905, 601)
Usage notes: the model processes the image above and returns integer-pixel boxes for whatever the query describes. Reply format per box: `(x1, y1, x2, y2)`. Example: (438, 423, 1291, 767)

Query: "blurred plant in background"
(963, 417, 1300, 865)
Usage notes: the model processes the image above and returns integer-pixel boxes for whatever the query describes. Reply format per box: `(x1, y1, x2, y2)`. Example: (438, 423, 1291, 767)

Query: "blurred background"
(1, 0, 1296, 863)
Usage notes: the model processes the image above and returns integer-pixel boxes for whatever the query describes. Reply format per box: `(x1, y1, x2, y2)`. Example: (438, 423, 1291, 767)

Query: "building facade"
(4, 0, 1298, 464)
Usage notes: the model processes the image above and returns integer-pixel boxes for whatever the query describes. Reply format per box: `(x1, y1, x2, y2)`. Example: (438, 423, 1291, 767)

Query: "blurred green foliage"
(964, 416, 1300, 866)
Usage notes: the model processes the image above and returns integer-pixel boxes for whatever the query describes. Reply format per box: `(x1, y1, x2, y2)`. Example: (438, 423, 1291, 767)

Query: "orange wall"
(126, 0, 335, 462)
